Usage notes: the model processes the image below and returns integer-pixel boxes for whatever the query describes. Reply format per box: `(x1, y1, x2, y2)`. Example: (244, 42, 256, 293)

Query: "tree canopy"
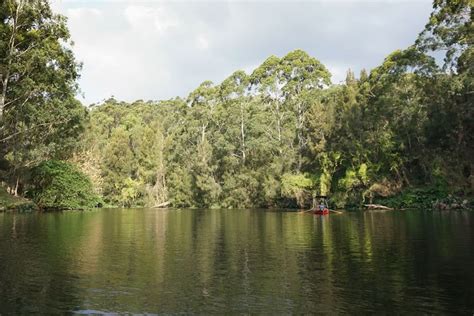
(0, 0, 86, 203)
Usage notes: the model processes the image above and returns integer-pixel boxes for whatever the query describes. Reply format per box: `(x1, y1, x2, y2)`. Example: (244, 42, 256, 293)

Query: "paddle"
(301, 209, 343, 214)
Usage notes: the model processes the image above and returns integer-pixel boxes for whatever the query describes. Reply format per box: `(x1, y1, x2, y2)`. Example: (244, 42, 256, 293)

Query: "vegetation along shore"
(0, 0, 472, 211)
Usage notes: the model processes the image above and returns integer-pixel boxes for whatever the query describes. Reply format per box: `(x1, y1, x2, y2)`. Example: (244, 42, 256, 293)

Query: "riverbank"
(0, 188, 37, 212)
(373, 186, 473, 211)
(1, 185, 472, 213)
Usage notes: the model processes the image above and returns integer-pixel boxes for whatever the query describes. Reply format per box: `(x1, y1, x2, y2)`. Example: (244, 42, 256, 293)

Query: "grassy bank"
(0, 188, 37, 212)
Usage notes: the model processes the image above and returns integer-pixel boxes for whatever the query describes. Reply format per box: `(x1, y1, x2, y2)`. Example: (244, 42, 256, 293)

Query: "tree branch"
(0, 117, 72, 143)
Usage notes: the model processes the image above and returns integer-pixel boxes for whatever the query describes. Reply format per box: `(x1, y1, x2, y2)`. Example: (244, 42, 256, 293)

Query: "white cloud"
(124, 5, 179, 34)
(326, 64, 352, 84)
(66, 8, 102, 19)
(196, 34, 210, 50)
(52, 1, 433, 104)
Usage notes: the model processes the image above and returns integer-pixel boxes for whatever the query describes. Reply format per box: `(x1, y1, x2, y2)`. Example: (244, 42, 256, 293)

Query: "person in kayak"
(319, 199, 326, 211)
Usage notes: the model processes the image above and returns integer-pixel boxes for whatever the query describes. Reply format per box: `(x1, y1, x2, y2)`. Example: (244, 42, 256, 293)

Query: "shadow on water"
(0, 209, 473, 313)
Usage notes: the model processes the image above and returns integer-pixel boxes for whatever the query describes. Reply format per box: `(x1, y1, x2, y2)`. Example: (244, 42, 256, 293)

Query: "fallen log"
(154, 201, 171, 208)
(364, 204, 394, 211)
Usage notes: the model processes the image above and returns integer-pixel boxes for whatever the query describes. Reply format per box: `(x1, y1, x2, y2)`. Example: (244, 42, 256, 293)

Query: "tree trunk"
(240, 104, 246, 163)
(1, 1, 21, 119)
(0, 52, 11, 120)
(201, 124, 206, 143)
(13, 176, 19, 197)
(276, 101, 282, 154)
(0, 93, 5, 119)
(296, 101, 304, 172)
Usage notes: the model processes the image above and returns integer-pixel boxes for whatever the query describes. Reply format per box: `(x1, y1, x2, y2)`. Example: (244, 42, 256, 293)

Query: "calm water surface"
(0, 209, 473, 314)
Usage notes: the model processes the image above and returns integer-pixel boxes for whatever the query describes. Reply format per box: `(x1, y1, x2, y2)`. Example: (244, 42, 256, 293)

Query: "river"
(0, 209, 473, 313)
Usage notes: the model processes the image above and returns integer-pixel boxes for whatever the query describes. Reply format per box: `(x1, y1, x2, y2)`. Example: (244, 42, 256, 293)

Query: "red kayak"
(313, 208, 330, 215)
(312, 196, 331, 215)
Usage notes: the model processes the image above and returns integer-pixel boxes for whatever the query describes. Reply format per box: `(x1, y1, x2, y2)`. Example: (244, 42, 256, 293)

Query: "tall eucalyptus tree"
(0, 0, 84, 194)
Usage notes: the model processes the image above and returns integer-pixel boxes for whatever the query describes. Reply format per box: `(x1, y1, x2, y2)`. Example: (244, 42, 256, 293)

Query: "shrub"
(30, 160, 100, 210)
(373, 185, 449, 209)
(281, 173, 318, 208)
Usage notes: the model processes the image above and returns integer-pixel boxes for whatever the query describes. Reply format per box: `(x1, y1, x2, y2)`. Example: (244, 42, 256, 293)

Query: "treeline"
(1, 0, 472, 210)
(77, 46, 472, 208)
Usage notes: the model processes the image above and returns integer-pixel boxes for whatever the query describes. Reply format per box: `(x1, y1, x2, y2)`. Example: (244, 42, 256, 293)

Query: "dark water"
(0, 209, 473, 314)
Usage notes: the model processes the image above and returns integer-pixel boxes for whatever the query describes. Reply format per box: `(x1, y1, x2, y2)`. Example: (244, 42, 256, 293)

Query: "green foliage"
(281, 173, 318, 208)
(335, 163, 371, 207)
(167, 167, 194, 208)
(2, 0, 470, 210)
(120, 178, 143, 208)
(0, 187, 36, 212)
(318, 152, 341, 196)
(221, 171, 260, 208)
(0, 0, 86, 205)
(416, 0, 472, 69)
(80, 37, 473, 209)
(0, 0, 84, 155)
(30, 160, 99, 210)
(77, 50, 336, 209)
(374, 186, 449, 209)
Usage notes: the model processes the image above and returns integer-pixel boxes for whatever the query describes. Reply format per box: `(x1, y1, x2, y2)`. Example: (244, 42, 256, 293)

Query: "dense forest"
(0, 0, 472, 210)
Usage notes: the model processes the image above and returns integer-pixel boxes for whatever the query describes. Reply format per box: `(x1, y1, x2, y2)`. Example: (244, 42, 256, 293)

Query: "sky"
(51, 0, 434, 105)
